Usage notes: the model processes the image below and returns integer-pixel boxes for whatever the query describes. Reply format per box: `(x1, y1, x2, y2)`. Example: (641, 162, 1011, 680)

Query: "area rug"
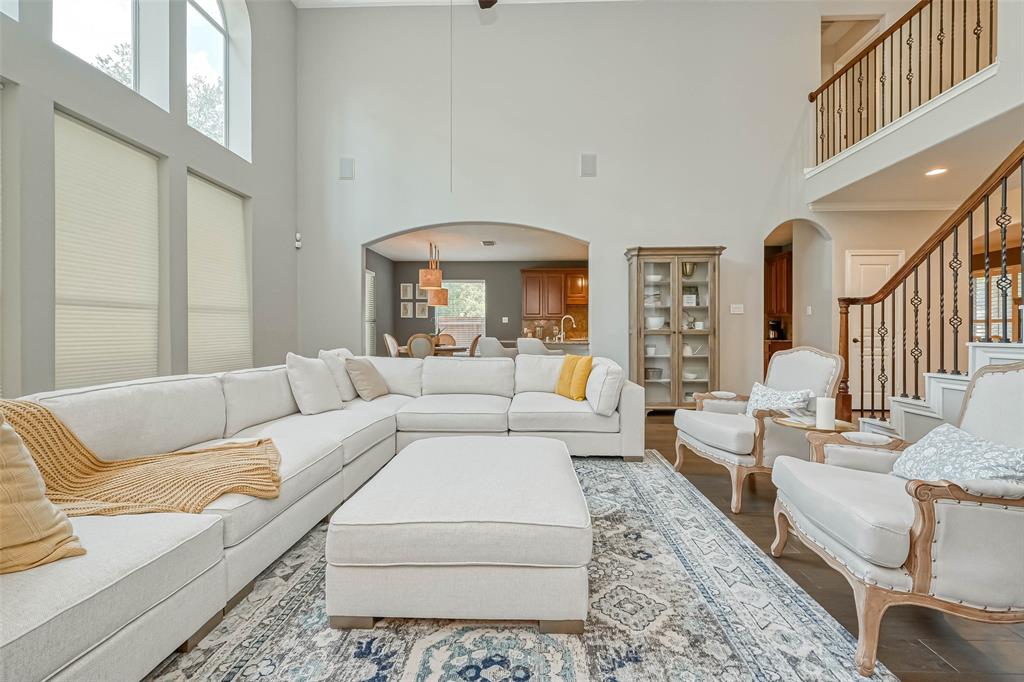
(147, 451, 896, 681)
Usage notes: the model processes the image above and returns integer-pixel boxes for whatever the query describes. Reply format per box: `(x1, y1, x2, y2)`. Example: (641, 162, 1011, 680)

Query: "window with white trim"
(187, 0, 227, 145)
(364, 271, 377, 356)
(1, 0, 18, 21)
(973, 270, 1022, 341)
(187, 174, 252, 373)
(53, 0, 136, 89)
(434, 280, 486, 347)
(54, 114, 159, 389)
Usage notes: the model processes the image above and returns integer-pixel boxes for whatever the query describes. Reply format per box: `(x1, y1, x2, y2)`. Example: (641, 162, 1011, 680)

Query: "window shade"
(364, 270, 377, 356)
(55, 114, 159, 389)
(435, 280, 486, 347)
(187, 174, 252, 373)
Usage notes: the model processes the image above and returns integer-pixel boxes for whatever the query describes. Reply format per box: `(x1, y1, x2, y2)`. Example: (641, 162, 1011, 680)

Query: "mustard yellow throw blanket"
(0, 400, 281, 517)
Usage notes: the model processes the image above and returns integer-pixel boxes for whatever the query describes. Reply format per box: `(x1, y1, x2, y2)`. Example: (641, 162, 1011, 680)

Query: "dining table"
(397, 345, 467, 357)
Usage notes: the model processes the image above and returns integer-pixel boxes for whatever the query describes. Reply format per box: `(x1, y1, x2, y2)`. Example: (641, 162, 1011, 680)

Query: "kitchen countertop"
(500, 339, 590, 345)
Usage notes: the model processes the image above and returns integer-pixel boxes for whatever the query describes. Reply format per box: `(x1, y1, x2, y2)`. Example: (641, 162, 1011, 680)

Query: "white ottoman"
(326, 435, 592, 633)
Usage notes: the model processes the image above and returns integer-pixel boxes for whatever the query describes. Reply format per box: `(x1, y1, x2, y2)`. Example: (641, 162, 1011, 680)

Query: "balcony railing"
(811, 0, 998, 165)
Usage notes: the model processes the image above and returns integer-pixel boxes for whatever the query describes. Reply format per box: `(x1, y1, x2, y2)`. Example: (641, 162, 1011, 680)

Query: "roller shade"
(55, 114, 159, 389)
(187, 174, 252, 373)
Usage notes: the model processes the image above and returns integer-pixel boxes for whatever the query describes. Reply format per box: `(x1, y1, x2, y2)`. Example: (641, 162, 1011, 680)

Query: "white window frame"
(434, 279, 486, 347)
(186, 0, 230, 146)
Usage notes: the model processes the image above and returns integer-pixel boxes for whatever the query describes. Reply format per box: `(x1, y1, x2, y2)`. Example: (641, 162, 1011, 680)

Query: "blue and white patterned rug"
(148, 451, 896, 681)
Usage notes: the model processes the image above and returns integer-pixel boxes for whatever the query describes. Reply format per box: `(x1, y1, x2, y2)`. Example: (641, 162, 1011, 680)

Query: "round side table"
(770, 417, 857, 434)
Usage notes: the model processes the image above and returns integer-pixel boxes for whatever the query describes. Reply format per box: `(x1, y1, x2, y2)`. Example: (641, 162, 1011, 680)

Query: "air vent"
(481, 240, 497, 247)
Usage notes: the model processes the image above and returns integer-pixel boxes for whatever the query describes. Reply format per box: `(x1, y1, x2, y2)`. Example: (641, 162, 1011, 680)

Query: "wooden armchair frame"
(772, 361, 1024, 676)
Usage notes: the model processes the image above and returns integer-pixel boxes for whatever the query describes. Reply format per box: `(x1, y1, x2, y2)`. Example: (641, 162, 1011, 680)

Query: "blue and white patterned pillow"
(744, 382, 812, 417)
(892, 423, 1024, 482)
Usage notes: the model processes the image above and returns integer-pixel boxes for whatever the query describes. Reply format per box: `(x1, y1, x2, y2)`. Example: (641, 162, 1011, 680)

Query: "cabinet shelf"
(628, 247, 724, 410)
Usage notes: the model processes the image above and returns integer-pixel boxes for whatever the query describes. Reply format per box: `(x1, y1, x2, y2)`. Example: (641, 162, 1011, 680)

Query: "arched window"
(186, 0, 227, 144)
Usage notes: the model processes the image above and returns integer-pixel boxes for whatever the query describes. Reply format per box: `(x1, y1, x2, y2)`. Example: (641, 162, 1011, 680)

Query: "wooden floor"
(646, 412, 1024, 681)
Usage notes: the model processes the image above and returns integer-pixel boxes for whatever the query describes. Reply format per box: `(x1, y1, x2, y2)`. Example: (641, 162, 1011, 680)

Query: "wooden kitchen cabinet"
(543, 273, 565, 318)
(765, 251, 792, 316)
(522, 271, 544, 318)
(522, 269, 580, 319)
(565, 269, 588, 304)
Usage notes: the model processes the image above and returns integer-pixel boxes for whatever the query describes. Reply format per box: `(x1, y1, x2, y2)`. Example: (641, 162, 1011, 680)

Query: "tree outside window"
(435, 281, 486, 347)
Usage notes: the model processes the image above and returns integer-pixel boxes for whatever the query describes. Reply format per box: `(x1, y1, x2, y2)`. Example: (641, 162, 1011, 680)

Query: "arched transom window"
(186, 0, 228, 145)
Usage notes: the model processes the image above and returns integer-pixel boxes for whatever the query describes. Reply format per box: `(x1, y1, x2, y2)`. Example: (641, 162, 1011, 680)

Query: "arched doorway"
(362, 222, 590, 356)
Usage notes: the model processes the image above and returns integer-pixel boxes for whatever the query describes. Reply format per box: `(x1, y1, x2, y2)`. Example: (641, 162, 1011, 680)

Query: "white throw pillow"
(585, 358, 625, 417)
(285, 353, 344, 415)
(744, 382, 812, 417)
(319, 348, 358, 401)
(892, 423, 1024, 483)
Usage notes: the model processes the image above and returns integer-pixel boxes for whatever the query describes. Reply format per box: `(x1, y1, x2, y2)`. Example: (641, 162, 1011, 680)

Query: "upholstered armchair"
(771, 361, 1024, 676)
(516, 338, 565, 356)
(478, 337, 517, 358)
(673, 346, 843, 513)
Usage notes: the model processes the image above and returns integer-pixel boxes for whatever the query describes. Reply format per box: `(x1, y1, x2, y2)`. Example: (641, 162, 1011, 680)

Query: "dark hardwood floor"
(645, 412, 1024, 681)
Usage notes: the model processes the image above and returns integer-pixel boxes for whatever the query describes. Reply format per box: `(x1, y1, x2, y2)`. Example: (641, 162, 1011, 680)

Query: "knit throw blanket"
(0, 400, 281, 517)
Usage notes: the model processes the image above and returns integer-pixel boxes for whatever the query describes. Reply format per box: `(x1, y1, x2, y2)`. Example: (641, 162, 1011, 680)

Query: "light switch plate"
(806, 305, 813, 315)
(502, 316, 509, 324)
(730, 304, 744, 314)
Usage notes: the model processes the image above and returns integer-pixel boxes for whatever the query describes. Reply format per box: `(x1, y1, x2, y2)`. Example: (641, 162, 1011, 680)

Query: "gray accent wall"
(387, 260, 587, 343)
(364, 248, 395, 354)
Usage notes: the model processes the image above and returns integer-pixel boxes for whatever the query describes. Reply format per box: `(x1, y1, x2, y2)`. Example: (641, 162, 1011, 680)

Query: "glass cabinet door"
(640, 258, 675, 406)
(677, 257, 712, 406)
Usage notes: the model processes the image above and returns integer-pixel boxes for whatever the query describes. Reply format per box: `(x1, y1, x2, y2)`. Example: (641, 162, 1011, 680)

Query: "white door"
(845, 250, 904, 412)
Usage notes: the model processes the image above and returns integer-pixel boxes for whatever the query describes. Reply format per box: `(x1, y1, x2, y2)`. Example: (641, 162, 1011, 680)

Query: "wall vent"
(481, 240, 497, 247)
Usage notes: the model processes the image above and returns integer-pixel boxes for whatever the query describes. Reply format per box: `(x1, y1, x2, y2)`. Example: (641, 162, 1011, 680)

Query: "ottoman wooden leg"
(330, 616, 378, 629)
(538, 620, 584, 634)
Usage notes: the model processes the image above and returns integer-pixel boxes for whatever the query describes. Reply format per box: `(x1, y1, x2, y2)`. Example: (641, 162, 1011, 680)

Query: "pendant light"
(419, 242, 443, 290)
(427, 287, 449, 306)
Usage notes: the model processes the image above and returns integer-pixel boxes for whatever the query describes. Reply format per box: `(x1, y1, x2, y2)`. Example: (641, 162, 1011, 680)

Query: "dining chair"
(406, 333, 435, 358)
(435, 333, 456, 347)
(478, 337, 517, 358)
(467, 334, 481, 357)
(516, 338, 565, 356)
(383, 333, 400, 358)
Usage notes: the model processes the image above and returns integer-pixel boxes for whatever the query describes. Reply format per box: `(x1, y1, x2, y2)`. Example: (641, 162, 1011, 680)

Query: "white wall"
(0, 0, 298, 395)
(294, 0, 936, 391)
(791, 220, 833, 350)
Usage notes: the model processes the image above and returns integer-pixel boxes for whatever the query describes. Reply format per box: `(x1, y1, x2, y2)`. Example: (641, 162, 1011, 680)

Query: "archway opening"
(362, 222, 590, 356)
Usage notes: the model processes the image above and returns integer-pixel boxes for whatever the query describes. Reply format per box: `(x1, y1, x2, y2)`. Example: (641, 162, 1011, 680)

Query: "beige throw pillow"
(0, 415, 86, 574)
(344, 358, 389, 401)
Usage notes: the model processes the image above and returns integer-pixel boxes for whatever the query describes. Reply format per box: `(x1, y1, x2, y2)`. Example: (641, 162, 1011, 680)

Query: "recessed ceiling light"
(925, 168, 948, 176)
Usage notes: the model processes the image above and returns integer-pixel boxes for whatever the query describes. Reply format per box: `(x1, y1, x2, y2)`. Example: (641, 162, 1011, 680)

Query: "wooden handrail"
(839, 139, 1024, 306)
(808, 0, 932, 102)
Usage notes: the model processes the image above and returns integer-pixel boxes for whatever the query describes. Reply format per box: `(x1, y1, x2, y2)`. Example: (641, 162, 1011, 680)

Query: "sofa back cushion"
(362, 357, 423, 397)
(221, 365, 298, 436)
(286, 353, 344, 415)
(422, 357, 515, 397)
(585, 357, 626, 416)
(24, 375, 226, 460)
(514, 355, 563, 393)
(319, 348, 358, 401)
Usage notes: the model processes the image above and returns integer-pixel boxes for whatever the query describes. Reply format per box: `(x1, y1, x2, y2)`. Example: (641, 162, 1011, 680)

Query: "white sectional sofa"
(1, 353, 641, 682)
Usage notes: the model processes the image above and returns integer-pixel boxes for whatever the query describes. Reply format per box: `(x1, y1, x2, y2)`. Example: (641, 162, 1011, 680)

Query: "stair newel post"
(837, 301, 853, 422)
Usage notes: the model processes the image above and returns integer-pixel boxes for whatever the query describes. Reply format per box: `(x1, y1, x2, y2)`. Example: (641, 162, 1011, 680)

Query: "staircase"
(836, 140, 1024, 439)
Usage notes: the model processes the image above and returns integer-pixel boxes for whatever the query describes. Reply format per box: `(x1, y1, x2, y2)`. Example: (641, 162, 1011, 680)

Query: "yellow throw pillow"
(556, 355, 582, 399)
(0, 416, 86, 574)
(569, 355, 593, 401)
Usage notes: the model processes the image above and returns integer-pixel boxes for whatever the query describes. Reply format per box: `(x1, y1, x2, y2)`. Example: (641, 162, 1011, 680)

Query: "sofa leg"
(330, 616, 378, 629)
(177, 610, 223, 653)
(623, 454, 644, 463)
(728, 466, 749, 514)
(852, 581, 892, 677)
(538, 619, 584, 634)
(770, 500, 790, 557)
(225, 580, 254, 614)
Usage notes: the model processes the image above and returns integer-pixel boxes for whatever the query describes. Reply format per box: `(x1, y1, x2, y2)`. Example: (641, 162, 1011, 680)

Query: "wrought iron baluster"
(890, 292, 896, 401)
(968, 211, 975, 341)
(870, 303, 876, 418)
(880, 42, 888, 126)
(878, 297, 889, 413)
(974, 0, 982, 74)
(929, 1, 933, 100)
(911, 268, 923, 400)
(860, 303, 866, 416)
(938, 0, 945, 93)
(939, 239, 945, 372)
(989, 0, 994, 65)
(950, 224, 963, 373)
(917, 12, 922, 106)
(899, 25, 904, 117)
(951, 0, 956, 87)
(996, 177, 1012, 342)
(926, 253, 932, 373)
(962, 0, 967, 80)
(902, 281, 908, 397)
(984, 195, 992, 341)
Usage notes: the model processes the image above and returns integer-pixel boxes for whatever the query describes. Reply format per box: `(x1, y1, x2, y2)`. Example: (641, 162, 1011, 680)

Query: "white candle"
(816, 397, 836, 430)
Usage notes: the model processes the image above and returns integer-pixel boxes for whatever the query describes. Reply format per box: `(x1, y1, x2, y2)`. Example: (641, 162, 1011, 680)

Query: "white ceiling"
(814, 104, 1024, 208)
(367, 223, 589, 261)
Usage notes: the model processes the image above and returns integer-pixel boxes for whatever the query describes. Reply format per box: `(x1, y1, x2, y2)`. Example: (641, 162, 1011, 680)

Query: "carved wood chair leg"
(851, 581, 892, 677)
(728, 466, 748, 514)
(673, 434, 685, 472)
(770, 500, 790, 557)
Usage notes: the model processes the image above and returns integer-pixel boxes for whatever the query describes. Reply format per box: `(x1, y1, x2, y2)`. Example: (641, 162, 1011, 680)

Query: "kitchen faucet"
(557, 315, 576, 343)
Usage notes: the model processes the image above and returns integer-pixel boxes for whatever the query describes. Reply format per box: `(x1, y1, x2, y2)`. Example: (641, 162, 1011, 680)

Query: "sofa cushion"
(327, 436, 591, 567)
(344, 357, 389, 401)
(362, 357, 423, 397)
(674, 409, 755, 455)
(319, 348, 358, 401)
(346, 394, 415, 414)
(396, 394, 510, 432)
(221, 365, 298, 436)
(422, 356, 515, 397)
(286, 353, 344, 415)
(508, 392, 619, 432)
(773, 456, 915, 568)
(586, 358, 626, 416)
(23, 375, 225, 460)
(514, 354, 563, 393)
(0, 513, 222, 682)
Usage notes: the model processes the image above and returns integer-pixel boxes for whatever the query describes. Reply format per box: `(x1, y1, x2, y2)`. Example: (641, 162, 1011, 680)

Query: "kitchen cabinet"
(522, 272, 544, 318)
(764, 340, 794, 375)
(543, 273, 565, 318)
(565, 269, 588, 304)
(765, 251, 792, 316)
(626, 246, 725, 410)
